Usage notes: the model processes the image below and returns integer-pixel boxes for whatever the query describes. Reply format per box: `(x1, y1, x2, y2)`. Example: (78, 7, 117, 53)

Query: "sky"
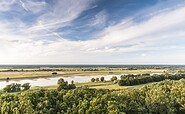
(0, 0, 185, 65)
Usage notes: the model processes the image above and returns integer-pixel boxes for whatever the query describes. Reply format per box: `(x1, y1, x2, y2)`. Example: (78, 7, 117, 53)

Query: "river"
(0, 75, 121, 89)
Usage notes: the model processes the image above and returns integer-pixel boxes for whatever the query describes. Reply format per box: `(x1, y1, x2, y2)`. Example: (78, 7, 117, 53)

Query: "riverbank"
(0, 81, 151, 94)
(31, 81, 157, 90)
(0, 81, 154, 94)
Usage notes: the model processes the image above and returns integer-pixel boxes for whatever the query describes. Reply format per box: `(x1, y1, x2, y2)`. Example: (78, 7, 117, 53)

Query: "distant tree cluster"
(91, 77, 105, 82)
(91, 76, 118, 83)
(57, 78, 76, 91)
(0, 79, 185, 113)
(82, 68, 99, 71)
(118, 73, 185, 86)
(3, 83, 31, 92)
(100, 77, 105, 82)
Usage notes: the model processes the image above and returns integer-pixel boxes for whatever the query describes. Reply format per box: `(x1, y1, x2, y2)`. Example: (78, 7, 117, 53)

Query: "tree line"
(118, 73, 185, 86)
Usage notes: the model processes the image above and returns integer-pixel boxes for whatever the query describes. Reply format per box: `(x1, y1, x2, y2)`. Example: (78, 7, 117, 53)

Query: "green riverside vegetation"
(118, 73, 185, 86)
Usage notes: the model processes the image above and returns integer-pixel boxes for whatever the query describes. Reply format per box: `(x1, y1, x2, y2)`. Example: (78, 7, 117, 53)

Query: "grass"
(30, 81, 157, 90)
(76, 81, 157, 90)
(31, 85, 58, 90)
(0, 71, 65, 80)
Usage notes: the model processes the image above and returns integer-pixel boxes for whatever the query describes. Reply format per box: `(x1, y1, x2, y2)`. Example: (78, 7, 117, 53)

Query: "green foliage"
(3, 83, 21, 92)
(91, 78, 95, 82)
(95, 78, 99, 82)
(22, 83, 31, 90)
(100, 77, 105, 82)
(118, 73, 185, 86)
(3, 83, 31, 92)
(111, 76, 117, 82)
(57, 78, 76, 91)
(1, 79, 185, 113)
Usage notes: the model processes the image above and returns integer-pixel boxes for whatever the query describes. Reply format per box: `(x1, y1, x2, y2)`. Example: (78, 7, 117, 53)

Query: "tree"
(118, 74, 185, 86)
(3, 84, 11, 92)
(91, 78, 95, 82)
(68, 83, 76, 89)
(0, 79, 185, 113)
(57, 78, 68, 91)
(57, 78, 65, 85)
(22, 83, 31, 90)
(100, 77, 105, 82)
(95, 78, 99, 82)
(71, 80, 74, 84)
(57, 78, 76, 90)
(3, 83, 21, 92)
(111, 76, 117, 82)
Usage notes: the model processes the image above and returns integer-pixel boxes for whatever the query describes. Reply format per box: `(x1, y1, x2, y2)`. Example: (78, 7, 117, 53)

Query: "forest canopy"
(0, 79, 185, 114)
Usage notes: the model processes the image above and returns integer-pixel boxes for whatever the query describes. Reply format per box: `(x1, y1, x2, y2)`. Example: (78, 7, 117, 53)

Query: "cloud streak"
(0, 0, 185, 64)
(19, 0, 29, 11)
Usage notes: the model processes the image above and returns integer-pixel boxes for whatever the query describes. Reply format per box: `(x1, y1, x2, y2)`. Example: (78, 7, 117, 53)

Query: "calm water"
(0, 75, 121, 89)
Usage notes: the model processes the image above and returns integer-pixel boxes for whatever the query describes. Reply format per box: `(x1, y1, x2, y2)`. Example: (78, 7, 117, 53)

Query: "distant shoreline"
(0, 64, 184, 69)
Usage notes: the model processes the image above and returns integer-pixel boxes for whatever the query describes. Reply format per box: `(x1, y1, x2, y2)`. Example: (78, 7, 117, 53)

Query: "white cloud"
(0, 0, 15, 11)
(81, 4, 185, 52)
(88, 10, 107, 27)
(28, 0, 95, 33)
(141, 54, 146, 57)
(19, 0, 29, 11)
(1, 0, 185, 64)
(20, 0, 46, 13)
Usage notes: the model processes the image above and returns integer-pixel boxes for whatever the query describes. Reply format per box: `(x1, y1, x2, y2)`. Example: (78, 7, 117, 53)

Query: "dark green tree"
(100, 77, 105, 82)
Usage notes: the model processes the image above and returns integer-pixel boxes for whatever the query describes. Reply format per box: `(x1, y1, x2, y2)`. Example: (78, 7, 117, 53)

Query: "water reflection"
(0, 75, 121, 89)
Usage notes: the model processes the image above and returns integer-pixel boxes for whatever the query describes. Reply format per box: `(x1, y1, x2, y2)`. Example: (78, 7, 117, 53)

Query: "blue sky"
(0, 0, 185, 64)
